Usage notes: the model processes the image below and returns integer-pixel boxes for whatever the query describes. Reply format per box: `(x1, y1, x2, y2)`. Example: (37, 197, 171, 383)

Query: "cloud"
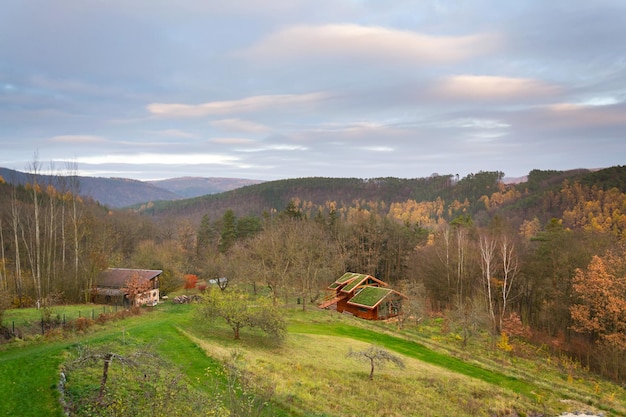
(153, 129, 198, 138)
(76, 153, 240, 166)
(240, 24, 501, 66)
(210, 137, 257, 145)
(435, 75, 560, 101)
(360, 146, 394, 152)
(50, 135, 107, 144)
(210, 118, 271, 133)
(236, 144, 309, 153)
(544, 102, 626, 127)
(147, 92, 331, 117)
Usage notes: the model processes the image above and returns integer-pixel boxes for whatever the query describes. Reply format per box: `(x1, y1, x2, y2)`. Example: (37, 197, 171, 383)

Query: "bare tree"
(347, 345, 405, 380)
(479, 233, 497, 333)
(69, 344, 154, 403)
(499, 234, 519, 330)
(65, 162, 83, 300)
(27, 154, 43, 302)
(10, 185, 23, 306)
(0, 218, 6, 291)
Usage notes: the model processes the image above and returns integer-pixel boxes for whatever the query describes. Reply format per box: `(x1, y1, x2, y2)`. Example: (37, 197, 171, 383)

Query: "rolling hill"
(0, 167, 263, 208)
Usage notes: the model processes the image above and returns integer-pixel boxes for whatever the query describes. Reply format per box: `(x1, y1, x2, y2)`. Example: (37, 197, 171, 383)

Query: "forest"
(1, 165, 626, 382)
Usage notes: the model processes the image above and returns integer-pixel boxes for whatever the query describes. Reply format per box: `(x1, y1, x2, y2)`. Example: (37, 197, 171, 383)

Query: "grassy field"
(1, 302, 625, 416)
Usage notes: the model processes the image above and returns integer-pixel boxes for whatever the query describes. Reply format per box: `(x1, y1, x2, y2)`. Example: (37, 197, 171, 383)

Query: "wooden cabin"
(319, 272, 406, 320)
(92, 268, 162, 307)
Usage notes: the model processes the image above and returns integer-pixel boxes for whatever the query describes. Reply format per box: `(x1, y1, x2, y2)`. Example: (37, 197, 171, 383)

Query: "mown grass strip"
(0, 341, 66, 417)
(290, 320, 544, 399)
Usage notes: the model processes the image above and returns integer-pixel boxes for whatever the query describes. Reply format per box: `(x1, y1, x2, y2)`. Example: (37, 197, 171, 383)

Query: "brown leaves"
(570, 252, 626, 350)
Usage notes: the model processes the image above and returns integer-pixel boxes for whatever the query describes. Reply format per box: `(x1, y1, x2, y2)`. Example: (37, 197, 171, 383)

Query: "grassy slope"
(2, 304, 625, 417)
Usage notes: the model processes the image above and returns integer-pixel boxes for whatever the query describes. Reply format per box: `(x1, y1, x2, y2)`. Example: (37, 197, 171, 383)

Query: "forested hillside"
(1, 166, 626, 381)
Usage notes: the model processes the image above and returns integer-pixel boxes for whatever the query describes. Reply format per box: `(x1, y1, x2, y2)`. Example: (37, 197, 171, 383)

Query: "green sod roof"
(341, 274, 371, 293)
(347, 287, 393, 308)
(337, 272, 361, 284)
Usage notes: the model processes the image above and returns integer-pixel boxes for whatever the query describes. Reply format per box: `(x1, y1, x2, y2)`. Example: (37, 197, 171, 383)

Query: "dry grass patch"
(185, 329, 543, 417)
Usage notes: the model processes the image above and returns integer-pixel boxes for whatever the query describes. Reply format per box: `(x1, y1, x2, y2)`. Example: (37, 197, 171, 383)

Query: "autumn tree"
(570, 252, 626, 349)
(184, 274, 198, 290)
(570, 251, 626, 380)
(123, 273, 152, 307)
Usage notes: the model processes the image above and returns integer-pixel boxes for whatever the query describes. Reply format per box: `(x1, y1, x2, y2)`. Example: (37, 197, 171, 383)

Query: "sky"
(1, 0, 625, 181)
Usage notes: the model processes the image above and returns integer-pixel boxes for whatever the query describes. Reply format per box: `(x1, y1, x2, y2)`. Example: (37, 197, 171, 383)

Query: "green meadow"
(1, 301, 625, 417)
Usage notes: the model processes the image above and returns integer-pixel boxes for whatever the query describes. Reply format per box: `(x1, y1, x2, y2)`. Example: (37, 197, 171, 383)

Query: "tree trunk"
(11, 194, 23, 307)
(98, 354, 113, 401)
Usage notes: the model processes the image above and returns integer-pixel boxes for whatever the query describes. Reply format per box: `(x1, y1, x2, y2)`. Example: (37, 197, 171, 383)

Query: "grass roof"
(341, 274, 370, 293)
(347, 287, 393, 308)
(337, 272, 361, 284)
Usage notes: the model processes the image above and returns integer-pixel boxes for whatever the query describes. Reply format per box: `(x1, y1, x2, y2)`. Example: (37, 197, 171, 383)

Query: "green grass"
(0, 340, 66, 416)
(1, 302, 625, 417)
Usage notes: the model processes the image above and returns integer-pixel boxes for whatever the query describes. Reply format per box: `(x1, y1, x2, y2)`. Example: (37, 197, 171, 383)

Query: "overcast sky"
(1, 1, 625, 181)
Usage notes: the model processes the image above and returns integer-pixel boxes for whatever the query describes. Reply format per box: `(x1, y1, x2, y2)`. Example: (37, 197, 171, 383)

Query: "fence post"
(92, 309, 94, 320)
(41, 318, 44, 335)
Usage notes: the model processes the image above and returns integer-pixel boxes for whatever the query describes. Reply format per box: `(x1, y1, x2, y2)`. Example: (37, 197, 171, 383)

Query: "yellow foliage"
(497, 332, 513, 353)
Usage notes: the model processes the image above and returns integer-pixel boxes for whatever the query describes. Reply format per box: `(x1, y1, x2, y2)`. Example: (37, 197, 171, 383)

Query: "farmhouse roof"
(96, 268, 162, 288)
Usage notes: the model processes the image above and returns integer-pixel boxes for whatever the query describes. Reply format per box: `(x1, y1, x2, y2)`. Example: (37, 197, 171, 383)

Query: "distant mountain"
(0, 167, 262, 208)
(148, 177, 264, 198)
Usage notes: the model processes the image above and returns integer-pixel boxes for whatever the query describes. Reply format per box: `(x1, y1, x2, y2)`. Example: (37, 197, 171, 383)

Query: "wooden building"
(92, 268, 162, 306)
(319, 272, 406, 320)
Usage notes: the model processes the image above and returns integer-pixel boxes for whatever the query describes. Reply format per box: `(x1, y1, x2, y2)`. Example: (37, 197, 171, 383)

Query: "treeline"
(2, 166, 626, 381)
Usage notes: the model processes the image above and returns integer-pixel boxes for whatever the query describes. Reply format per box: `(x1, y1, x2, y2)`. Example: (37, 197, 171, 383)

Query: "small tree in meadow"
(496, 332, 513, 365)
(199, 287, 285, 341)
(347, 345, 405, 380)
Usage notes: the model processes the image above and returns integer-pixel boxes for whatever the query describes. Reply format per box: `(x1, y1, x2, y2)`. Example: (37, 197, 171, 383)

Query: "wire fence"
(2, 303, 132, 340)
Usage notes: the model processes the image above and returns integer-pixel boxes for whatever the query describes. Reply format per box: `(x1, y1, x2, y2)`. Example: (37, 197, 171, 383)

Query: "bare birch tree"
(479, 233, 497, 334)
(499, 234, 519, 330)
(10, 186, 23, 306)
(27, 155, 43, 302)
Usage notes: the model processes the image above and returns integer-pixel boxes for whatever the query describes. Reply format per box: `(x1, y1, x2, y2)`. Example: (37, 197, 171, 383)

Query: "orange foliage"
(184, 274, 198, 290)
(570, 252, 626, 350)
(122, 273, 152, 305)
